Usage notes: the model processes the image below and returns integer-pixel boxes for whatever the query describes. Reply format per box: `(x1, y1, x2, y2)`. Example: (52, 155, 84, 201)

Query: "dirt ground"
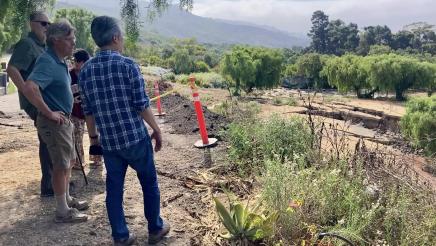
(0, 90, 228, 245)
(0, 82, 435, 246)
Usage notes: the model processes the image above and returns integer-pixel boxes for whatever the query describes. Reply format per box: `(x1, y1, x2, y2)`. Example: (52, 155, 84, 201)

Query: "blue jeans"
(103, 138, 163, 240)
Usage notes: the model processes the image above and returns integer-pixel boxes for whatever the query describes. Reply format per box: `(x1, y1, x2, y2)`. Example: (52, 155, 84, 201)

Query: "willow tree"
(322, 54, 372, 98)
(220, 47, 256, 96)
(365, 54, 433, 100)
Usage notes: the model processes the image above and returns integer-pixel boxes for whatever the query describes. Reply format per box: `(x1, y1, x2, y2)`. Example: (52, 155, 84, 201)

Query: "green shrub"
(401, 96, 436, 156)
(286, 96, 298, 106)
(262, 158, 376, 244)
(261, 157, 436, 245)
(175, 72, 227, 88)
(162, 72, 175, 82)
(194, 61, 210, 73)
(272, 97, 283, 105)
(226, 115, 313, 176)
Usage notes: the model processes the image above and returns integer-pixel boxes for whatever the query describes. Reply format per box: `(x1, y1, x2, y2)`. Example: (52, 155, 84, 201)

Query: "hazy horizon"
(60, 0, 436, 34)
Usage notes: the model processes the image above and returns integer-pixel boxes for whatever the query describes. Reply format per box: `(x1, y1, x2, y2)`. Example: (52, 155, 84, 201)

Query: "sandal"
(54, 208, 88, 223)
(89, 161, 103, 169)
(68, 197, 89, 211)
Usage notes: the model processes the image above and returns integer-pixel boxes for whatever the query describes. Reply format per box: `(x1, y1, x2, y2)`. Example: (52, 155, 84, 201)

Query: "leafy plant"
(286, 96, 298, 106)
(220, 46, 284, 95)
(214, 196, 278, 242)
(226, 115, 313, 176)
(401, 95, 436, 156)
(7, 81, 16, 94)
(175, 72, 226, 88)
(272, 97, 283, 105)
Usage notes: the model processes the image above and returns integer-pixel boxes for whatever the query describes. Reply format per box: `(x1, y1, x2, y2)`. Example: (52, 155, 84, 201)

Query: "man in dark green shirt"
(6, 11, 54, 197)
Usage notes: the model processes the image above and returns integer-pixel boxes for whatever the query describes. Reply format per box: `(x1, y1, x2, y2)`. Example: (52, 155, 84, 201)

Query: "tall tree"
(357, 25, 393, 55)
(220, 47, 256, 96)
(1, 0, 193, 54)
(221, 46, 283, 95)
(326, 19, 359, 55)
(294, 53, 327, 89)
(392, 30, 414, 50)
(308, 11, 329, 54)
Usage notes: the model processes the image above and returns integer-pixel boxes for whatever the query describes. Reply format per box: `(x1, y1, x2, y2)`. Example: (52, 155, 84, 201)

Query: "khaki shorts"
(37, 113, 76, 170)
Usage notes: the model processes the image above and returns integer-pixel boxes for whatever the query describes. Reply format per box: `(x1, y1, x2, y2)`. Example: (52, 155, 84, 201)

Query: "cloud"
(192, 0, 436, 33)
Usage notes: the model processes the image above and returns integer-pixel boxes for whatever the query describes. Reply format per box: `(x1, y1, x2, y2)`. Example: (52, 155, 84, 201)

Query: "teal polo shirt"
(28, 47, 73, 115)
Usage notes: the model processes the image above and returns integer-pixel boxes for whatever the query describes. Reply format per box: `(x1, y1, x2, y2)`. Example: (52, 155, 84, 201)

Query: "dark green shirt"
(8, 32, 46, 120)
(28, 47, 73, 115)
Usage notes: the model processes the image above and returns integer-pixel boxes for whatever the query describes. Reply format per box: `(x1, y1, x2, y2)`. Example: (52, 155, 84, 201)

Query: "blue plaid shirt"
(78, 50, 149, 151)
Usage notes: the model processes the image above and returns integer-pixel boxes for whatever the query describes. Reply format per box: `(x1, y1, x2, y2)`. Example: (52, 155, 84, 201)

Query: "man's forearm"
(22, 80, 52, 116)
(84, 115, 98, 137)
(6, 65, 26, 91)
(140, 107, 161, 133)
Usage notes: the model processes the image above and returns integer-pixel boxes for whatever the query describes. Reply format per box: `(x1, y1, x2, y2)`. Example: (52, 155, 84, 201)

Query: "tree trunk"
(395, 89, 405, 101)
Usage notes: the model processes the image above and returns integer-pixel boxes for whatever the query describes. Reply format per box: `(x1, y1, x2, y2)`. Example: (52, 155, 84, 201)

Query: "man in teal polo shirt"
(6, 11, 54, 197)
(22, 20, 88, 223)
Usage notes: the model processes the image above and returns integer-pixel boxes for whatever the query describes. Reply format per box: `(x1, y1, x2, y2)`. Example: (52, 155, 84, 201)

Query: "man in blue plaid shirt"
(78, 16, 170, 245)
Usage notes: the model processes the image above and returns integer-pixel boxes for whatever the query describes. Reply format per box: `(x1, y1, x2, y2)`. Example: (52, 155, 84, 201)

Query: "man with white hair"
(22, 20, 89, 223)
(7, 11, 54, 197)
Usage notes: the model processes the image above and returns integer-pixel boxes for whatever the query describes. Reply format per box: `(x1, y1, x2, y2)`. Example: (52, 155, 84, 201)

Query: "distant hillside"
(142, 6, 308, 48)
(56, 1, 309, 48)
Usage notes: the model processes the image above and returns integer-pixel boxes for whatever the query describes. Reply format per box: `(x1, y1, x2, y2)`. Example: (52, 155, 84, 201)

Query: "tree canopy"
(55, 8, 96, 54)
(307, 10, 436, 56)
(0, 0, 192, 54)
(221, 46, 284, 95)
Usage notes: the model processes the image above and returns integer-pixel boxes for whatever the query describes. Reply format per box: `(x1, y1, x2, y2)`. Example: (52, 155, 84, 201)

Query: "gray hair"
(91, 16, 122, 48)
(29, 11, 47, 21)
(46, 19, 76, 47)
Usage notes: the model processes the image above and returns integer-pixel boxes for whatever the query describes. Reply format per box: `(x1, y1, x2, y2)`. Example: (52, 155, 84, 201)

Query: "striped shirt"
(78, 50, 149, 151)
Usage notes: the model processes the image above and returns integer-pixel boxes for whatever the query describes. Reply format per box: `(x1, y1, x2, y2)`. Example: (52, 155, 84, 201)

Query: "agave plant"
(213, 196, 278, 242)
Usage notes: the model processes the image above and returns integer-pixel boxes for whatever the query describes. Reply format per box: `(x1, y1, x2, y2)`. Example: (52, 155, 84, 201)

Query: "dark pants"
(103, 138, 163, 240)
(38, 133, 53, 194)
(25, 106, 53, 195)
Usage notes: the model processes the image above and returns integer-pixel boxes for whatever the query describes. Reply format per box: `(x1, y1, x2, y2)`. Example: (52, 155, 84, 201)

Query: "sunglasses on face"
(33, 21, 51, 27)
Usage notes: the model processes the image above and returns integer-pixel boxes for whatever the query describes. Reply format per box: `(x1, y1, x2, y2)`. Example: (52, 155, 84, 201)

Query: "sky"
(190, 0, 436, 34)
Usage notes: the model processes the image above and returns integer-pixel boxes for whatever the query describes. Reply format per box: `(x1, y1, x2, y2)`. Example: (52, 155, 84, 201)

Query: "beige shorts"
(37, 113, 76, 170)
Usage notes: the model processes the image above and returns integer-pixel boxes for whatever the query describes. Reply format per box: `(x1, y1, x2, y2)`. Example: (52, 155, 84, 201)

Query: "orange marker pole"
(193, 91, 209, 144)
(189, 76, 218, 148)
(154, 81, 166, 116)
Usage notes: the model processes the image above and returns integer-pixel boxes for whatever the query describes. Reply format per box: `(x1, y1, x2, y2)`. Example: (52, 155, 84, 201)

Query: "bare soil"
(0, 89, 228, 245)
(0, 83, 435, 246)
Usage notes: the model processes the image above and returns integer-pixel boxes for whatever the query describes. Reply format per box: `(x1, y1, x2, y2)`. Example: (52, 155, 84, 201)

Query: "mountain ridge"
(55, 1, 309, 48)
